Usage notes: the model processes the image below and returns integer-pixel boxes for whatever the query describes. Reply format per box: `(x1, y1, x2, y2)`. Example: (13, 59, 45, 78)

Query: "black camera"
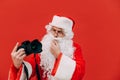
(17, 39, 42, 55)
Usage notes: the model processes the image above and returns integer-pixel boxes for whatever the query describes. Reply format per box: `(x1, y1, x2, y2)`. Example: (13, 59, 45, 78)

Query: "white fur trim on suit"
(20, 61, 32, 80)
(54, 54, 76, 80)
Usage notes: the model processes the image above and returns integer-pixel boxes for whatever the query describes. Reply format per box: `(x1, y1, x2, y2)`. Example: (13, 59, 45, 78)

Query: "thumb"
(11, 42, 19, 53)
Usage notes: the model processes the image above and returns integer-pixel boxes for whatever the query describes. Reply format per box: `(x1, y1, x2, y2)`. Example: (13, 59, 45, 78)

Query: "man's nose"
(54, 31, 58, 37)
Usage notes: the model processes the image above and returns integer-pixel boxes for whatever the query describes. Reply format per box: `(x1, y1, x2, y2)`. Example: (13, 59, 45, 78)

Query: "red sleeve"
(8, 54, 40, 80)
(51, 53, 62, 76)
(8, 64, 22, 80)
(51, 43, 85, 80)
(71, 43, 85, 80)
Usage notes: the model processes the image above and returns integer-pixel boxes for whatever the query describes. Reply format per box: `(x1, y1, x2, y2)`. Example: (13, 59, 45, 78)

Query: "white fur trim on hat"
(46, 15, 74, 39)
(49, 15, 73, 31)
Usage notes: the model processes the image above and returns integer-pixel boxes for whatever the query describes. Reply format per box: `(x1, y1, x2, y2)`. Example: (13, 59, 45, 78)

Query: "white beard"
(40, 33, 75, 79)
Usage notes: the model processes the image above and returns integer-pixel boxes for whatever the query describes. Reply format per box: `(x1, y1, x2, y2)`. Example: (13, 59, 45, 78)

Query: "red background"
(0, 0, 120, 80)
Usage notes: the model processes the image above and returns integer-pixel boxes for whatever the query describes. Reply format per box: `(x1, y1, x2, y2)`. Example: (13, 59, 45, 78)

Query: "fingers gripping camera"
(17, 39, 42, 55)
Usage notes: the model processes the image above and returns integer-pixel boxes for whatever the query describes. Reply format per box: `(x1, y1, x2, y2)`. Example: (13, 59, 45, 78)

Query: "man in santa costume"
(8, 15, 85, 80)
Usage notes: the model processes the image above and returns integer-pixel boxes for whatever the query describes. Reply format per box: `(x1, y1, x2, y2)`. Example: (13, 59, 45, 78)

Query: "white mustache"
(49, 33, 63, 42)
(54, 37, 62, 40)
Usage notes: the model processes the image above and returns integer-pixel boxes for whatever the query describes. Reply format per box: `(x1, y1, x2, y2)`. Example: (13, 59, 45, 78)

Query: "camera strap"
(22, 54, 41, 80)
(34, 54, 41, 80)
(22, 62, 29, 80)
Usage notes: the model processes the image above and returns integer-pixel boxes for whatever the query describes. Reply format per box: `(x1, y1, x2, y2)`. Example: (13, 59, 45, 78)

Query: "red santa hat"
(46, 15, 74, 39)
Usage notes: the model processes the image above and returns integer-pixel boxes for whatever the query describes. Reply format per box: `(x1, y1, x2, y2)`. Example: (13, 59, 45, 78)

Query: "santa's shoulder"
(73, 42, 81, 49)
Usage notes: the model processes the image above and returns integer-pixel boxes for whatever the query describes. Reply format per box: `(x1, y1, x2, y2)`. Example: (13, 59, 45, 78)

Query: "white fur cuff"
(54, 55, 76, 80)
(20, 61, 32, 80)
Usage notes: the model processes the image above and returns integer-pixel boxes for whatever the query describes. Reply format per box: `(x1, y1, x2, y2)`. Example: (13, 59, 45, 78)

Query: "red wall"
(0, 0, 120, 80)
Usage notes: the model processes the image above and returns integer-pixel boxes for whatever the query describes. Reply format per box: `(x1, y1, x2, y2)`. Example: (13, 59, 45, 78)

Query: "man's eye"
(58, 31, 63, 34)
(58, 31, 62, 33)
(52, 29, 56, 32)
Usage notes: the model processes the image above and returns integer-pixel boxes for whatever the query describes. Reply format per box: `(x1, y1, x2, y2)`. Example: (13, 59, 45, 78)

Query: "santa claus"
(8, 15, 85, 80)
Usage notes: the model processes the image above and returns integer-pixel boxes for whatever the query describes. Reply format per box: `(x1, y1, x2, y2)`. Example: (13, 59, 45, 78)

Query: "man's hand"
(50, 40, 61, 58)
(11, 42, 26, 69)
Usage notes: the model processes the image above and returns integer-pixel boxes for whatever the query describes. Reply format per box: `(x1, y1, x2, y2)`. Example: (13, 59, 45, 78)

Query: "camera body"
(17, 39, 42, 55)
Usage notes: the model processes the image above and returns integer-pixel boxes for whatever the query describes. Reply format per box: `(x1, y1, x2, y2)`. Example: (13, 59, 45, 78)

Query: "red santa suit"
(8, 15, 85, 80)
(8, 42, 85, 80)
